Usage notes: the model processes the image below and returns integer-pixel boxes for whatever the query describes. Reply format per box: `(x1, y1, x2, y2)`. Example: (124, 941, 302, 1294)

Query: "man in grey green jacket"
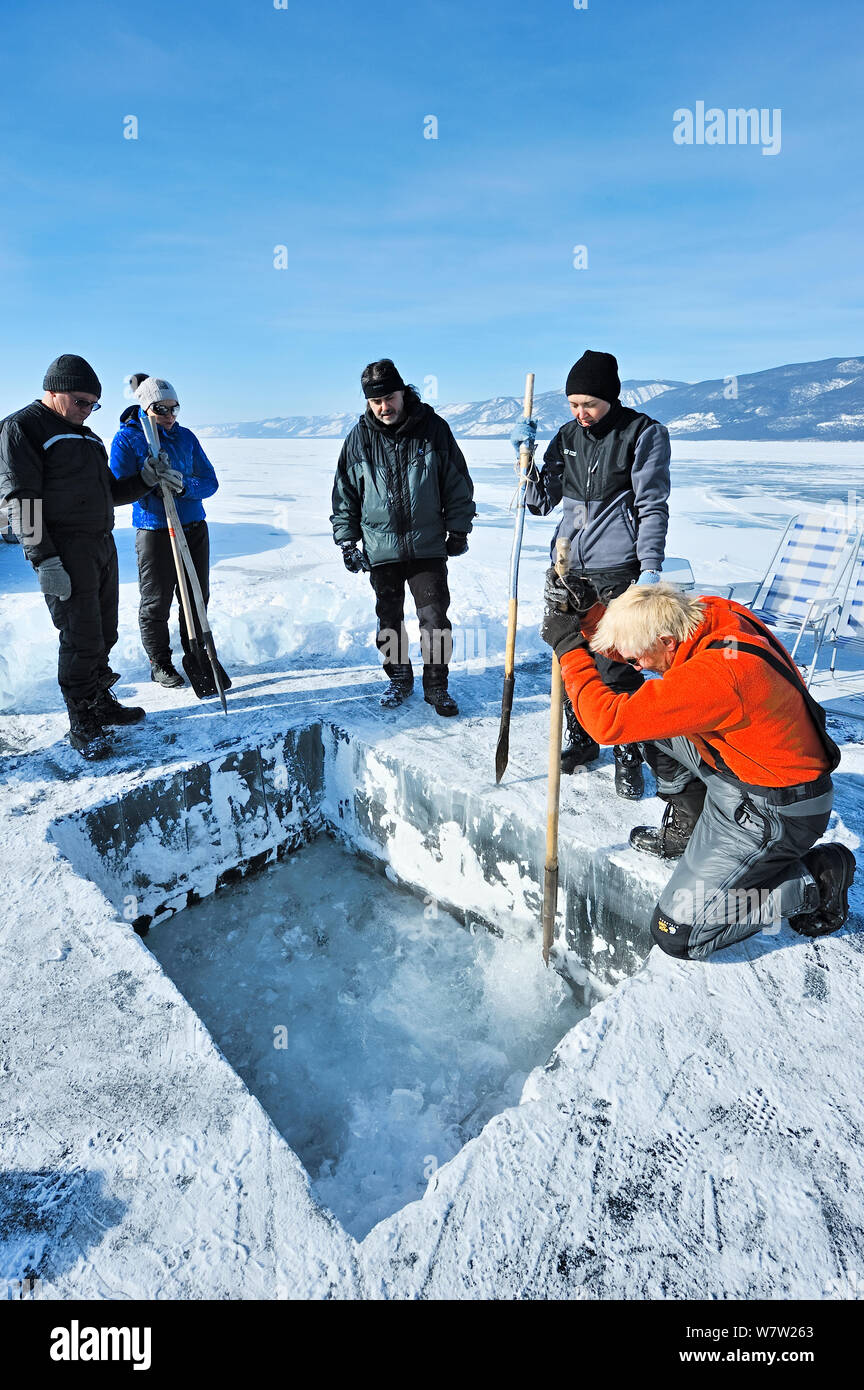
(330, 359, 476, 715)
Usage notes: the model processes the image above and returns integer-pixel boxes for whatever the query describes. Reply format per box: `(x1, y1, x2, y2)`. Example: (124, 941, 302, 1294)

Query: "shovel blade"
(182, 645, 217, 700)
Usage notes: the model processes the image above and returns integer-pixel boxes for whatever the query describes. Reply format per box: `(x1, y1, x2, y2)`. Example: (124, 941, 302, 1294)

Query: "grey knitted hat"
(135, 377, 178, 409)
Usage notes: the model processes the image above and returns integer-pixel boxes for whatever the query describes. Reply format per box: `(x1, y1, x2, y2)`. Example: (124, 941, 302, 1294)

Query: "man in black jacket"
(330, 359, 476, 715)
(0, 354, 182, 759)
(517, 350, 672, 799)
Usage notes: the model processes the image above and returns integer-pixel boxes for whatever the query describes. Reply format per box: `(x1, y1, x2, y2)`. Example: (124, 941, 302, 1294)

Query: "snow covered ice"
(5, 437, 864, 719)
(1, 437, 863, 1299)
(146, 836, 586, 1240)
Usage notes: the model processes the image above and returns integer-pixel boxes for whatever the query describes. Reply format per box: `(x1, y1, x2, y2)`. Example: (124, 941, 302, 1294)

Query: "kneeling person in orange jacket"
(541, 577, 856, 959)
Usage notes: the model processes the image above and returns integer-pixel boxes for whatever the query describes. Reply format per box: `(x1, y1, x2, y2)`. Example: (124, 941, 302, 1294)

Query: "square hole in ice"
(145, 834, 587, 1240)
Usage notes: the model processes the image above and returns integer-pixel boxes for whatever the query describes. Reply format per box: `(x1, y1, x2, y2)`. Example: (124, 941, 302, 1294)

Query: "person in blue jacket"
(110, 374, 228, 691)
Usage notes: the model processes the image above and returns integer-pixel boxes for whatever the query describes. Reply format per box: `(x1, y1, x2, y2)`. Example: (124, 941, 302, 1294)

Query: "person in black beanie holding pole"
(0, 354, 178, 759)
(330, 359, 475, 715)
(512, 349, 672, 799)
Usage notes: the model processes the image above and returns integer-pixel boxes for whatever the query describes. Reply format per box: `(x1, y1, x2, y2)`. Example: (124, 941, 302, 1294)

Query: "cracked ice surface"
(146, 837, 586, 1240)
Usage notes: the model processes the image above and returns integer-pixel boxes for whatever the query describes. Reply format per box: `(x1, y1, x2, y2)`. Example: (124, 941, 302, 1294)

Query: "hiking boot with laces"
(424, 687, 459, 717)
(629, 781, 707, 859)
(788, 844, 857, 937)
(94, 688, 146, 725)
(67, 698, 113, 761)
(150, 660, 185, 689)
(380, 664, 414, 709)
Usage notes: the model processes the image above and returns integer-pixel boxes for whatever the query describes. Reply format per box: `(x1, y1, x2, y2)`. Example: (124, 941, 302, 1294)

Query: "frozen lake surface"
(146, 836, 586, 1239)
(2, 437, 863, 714)
(1, 436, 862, 1297)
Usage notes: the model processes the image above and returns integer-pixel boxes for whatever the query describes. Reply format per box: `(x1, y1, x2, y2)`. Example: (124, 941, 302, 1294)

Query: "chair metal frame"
(715, 513, 861, 685)
(818, 530, 864, 684)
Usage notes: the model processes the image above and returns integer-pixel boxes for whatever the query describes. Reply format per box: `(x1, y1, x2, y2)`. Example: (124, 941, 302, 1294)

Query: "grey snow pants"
(644, 736, 833, 960)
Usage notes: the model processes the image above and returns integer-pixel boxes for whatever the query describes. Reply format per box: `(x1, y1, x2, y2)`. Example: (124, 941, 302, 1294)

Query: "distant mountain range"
(195, 356, 864, 441)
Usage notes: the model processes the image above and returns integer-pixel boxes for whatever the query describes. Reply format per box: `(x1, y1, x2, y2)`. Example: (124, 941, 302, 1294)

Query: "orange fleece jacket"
(559, 596, 830, 787)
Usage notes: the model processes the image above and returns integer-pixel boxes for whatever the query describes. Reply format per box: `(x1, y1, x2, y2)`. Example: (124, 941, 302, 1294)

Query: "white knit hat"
(135, 377, 178, 409)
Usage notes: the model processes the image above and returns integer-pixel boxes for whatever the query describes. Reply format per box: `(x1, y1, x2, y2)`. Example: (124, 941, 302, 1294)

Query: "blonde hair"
(590, 582, 705, 655)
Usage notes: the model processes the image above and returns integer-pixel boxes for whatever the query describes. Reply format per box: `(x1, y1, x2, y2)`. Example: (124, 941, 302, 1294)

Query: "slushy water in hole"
(146, 835, 587, 1239)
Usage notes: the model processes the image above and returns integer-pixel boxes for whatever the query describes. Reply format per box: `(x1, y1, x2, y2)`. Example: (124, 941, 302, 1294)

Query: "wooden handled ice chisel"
(542, 535, 571, 964)
(495, 372, 535, 784)
(139, 410, 228, 715)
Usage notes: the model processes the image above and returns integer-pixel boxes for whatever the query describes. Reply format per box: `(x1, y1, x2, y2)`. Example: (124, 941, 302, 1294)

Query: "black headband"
(363, 369, 405, 399)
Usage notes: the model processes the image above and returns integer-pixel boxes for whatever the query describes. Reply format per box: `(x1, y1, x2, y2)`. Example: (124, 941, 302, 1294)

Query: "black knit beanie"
(565, 350, 620, 404)
(361, 358, 405, 399)
(43, 354, 102, 397)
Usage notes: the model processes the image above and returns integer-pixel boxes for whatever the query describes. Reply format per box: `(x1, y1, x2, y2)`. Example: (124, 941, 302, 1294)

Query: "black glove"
(541, 566, 594, 660)
(340, 542, 367, 574)
(445, 531, 469, 557)
(543, 565, 597, 616)
(540, 610, 591, 660)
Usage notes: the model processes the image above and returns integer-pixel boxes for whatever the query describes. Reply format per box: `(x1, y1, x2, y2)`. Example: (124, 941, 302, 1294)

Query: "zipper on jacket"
(585, 438, 601, 500)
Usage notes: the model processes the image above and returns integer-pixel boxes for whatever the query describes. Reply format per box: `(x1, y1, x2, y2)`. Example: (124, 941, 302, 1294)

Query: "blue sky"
(0, 0, 861, 427)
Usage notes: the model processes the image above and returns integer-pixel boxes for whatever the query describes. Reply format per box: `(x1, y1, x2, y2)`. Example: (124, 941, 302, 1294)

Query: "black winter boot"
(561, 696, 599, 773)
(67, 698, 113, 761)
(151, 660, 185, 689)
(629, 780, 707, 859)
(614, 744, 644, 800)
(381, 664, 414, 709)
(94, 688, 146, 725)
(425, 687, 459, 717)
(788, 844, 857, 937)
(423, 665, 458, 717)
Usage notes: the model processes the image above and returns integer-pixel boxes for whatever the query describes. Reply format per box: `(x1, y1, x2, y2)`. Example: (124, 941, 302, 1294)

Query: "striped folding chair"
(717, 513, 861, 683)
(822, 532, 864, 682)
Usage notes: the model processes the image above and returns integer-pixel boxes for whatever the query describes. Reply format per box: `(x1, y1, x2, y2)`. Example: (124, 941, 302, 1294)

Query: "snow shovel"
(542, 536, 571, 964)
(139, 412, 228, 714)
(495, 372, 535, 783)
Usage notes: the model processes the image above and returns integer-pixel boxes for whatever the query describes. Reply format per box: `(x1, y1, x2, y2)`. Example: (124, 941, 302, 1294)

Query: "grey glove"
(141, 451, 184, 494)
(37, 556, 72, 600)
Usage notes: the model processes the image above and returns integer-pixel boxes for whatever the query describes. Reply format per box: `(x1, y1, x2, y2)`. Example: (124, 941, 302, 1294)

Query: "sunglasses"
(151, 403, 179, 416)
(71, 397, 101, 411)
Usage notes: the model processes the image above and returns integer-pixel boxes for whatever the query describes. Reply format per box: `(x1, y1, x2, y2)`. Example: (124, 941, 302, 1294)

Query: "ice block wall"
(47, 725, 325, 928)
(48, 719, 656, 987)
